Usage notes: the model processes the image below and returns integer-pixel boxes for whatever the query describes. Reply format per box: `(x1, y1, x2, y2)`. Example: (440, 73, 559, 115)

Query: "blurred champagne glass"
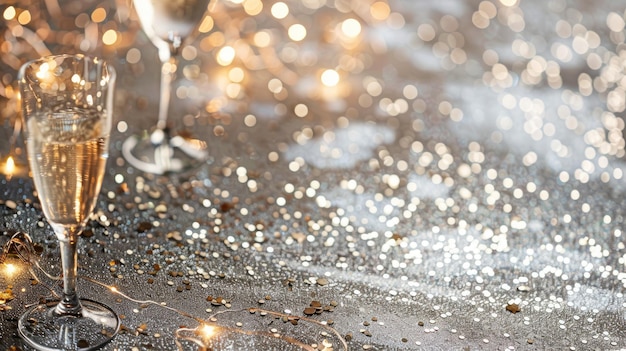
(18, 54, 119, 350)
(122, 0, 212, 174)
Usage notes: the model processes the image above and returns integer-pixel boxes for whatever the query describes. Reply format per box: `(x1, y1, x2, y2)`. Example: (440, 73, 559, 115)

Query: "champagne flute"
(18, 54, 119, 350)
(122, 0, 212, 174)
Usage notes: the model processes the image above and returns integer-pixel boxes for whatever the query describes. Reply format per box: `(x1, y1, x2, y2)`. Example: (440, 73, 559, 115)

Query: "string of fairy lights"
(1, 230, 348, 349)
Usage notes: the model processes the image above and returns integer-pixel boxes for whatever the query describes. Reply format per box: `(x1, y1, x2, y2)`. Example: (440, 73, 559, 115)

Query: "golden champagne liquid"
(27, 109, 108, 232)
(134, 0, 210, 42)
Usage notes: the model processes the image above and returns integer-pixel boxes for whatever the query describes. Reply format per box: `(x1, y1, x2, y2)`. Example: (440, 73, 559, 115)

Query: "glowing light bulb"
(91, 8, 107, 23)
(271, 2, 289, 19)
(17, 10, 31, 25)
(198, 16, 214, 33)
(217, 46, 236, 66)
(228, 67, 245, 83)
(321, 69, 340, 87)
(4, 156, 15, 175)
(4, 263, 17, 277)
(3, 6, 16, 20)
(36, 62, 49, 80)
(102, 29, 118, 45)
(370, 2, 391, 21)
(199, 324, 216, 339)
(288, 24, 306, 41)
(341, 18, 361, 38)
(243, 0, 263, 16)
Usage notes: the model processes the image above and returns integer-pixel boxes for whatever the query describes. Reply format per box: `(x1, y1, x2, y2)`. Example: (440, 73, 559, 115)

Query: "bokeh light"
(321, 69, 340, 87)
(288, 24, 307, 41)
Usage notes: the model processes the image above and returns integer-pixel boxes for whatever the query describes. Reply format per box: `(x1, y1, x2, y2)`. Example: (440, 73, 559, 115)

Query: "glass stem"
(55, 233, 82, 316)
(156, 55, 177, 131)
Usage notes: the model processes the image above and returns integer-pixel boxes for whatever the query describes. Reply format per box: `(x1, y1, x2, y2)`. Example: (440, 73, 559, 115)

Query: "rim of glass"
(19, 53, 116, 79)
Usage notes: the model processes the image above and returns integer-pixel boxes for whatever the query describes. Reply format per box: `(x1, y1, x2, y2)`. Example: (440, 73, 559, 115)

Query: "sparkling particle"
(321, 69, 340, 87)
(288, 24, 307, 41)
(341, 18, 362, 38)
(271, 2, 289, 19)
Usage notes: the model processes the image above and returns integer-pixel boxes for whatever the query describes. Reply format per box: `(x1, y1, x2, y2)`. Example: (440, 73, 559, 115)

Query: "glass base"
(18, 299, 120, 351)
(122, 129, 208, 174)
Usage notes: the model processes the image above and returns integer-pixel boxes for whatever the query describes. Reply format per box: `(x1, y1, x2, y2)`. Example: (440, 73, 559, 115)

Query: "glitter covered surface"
(2, 0, 626, 350)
